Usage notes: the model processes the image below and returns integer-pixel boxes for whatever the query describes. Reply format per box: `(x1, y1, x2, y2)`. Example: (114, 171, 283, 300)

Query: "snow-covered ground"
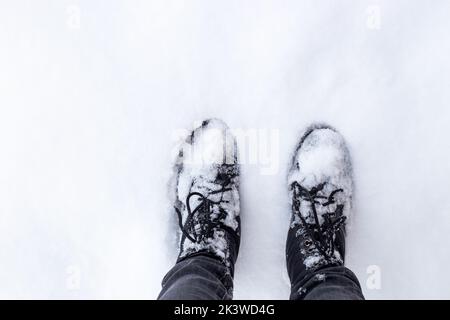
(1, 0, 450, 299)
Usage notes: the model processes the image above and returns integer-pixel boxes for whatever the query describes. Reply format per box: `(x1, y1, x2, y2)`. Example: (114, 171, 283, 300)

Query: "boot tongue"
(292, 181, 347, 263)
(299, 182, 343, 222)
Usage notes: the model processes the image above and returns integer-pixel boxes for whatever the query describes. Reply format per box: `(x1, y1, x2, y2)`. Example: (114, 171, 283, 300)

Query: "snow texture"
(1, 0, 450, 299)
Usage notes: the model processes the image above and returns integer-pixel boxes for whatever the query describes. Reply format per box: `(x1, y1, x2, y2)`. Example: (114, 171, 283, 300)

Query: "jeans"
(158, 253, 364, 300)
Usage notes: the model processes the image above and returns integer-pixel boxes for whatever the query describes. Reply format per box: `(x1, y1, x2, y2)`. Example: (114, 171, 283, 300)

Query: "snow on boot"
(172, 119, 240, 275)
(286, 124, 353, 282)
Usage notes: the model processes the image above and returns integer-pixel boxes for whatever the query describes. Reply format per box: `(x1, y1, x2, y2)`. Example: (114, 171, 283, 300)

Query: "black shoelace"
(291, 181, 347, 259)
(176, 186, 232, 252)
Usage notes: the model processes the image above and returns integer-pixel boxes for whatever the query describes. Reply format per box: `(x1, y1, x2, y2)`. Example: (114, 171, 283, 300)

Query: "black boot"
(286, 124, 353, 286)
(172, 119, 240, 276)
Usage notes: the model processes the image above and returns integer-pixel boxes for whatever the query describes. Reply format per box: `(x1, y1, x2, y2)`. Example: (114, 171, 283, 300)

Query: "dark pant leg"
(158, 254, 234, 300)
(290, 266, 365, 300)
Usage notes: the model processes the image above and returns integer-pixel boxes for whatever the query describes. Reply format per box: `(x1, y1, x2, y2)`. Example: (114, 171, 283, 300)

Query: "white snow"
(304, 255, 325, 270)
(1, 0, 450, 299)
(315, 274, 326, 282)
